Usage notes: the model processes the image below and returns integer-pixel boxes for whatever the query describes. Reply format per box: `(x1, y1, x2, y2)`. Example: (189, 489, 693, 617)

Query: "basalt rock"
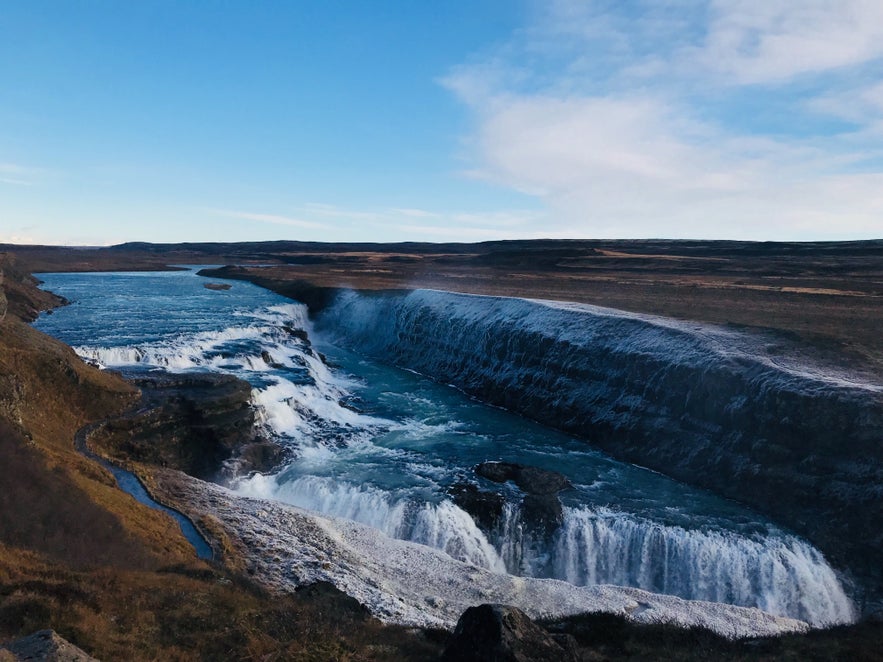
(473, 462, 570, 537)
(476, 462, 572, 495)
(448, 483, 506, 533)
(1, 629, 98, 661)
(94, 369, 282, 481)
(282, 324, 311, 344)
(441, 604, 579, 662)
(521, 494, 564, 538)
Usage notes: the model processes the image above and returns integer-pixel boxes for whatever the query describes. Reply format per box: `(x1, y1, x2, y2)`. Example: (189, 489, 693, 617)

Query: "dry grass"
(3, 243, 882, 659)
(0, 258, 446, 660)
(0, 546, 444, 661)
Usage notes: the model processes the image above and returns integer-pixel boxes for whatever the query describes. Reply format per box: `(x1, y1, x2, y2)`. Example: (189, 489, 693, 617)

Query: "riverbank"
(0, 252, 445, 660)
(4, 245, 883, 659)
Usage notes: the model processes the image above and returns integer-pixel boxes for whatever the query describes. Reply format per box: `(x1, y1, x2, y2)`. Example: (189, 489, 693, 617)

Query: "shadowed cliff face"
(91, 370, 284, 481)
(317, 289, 883, 603)
(0, 254, 66, 323)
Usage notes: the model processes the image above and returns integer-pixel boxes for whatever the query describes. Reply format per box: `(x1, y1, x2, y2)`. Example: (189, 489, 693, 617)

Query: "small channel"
(76, 423, 213, 560)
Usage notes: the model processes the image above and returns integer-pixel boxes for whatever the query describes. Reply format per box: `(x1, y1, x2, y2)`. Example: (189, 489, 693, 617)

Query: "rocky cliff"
(317, 289, 883, 605)
(91, 370, 283, 481)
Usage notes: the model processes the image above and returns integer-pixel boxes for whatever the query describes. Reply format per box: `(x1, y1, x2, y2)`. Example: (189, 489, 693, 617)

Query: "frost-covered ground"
(155, 470, 810, 639)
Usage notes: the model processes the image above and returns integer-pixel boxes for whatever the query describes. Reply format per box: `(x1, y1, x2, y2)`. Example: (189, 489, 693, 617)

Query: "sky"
(2, 0, 883, 245)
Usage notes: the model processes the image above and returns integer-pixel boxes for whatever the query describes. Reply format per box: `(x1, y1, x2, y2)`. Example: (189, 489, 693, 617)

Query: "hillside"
(0, 253, 443, 660)
(2, 245, 883, 660)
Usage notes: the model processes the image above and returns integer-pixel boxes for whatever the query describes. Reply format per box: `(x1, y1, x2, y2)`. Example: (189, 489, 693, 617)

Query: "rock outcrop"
(475, 462, 572, 495)
(441, 604, 579, 662)
(1, 629, 98, 661)
(454, 462, 573, 538)
(93, 370, 283, 480)
(0, 253, 67, 322)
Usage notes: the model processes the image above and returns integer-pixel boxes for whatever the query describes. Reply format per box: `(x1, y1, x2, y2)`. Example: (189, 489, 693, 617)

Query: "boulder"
(441, 604, 579, 662)
(473, 462, 570, 537)
(521, 494, 564, 538)
(448, 483, 506, 532)
(1, 629, 98, 661)
(476, 462, 571, 495)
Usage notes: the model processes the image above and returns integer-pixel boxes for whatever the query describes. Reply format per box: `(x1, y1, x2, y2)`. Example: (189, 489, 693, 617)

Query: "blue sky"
(2, 1, 882, 245)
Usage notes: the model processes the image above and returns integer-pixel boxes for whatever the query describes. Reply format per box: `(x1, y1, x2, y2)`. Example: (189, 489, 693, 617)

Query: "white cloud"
(0, 163, 41, 186)
(700, 0, 883, 84)
(209, 209, 326, 229)
(0, 233, 41, 244)
(442, 1, 883, 239)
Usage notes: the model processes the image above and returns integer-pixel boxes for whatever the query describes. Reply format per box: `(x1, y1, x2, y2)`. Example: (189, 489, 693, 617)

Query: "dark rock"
(203, 282, 232, 290)
(521, 493, 564, 537)
(471, 463, 570, 537)
(260, 350, 284, 368)
(449, 483, 506, 532)
(95, 370, 283, 481)
(282, 324, 311, 344)
(476, 461, 520, 485)
(231, 440, 287, 475)
(1, 629, 98, 661)
(476, 462, 571, 495)
(441, 604, 578, 662)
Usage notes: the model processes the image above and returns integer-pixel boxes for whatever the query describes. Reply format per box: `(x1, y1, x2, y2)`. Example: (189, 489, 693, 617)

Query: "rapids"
(34, 269, 858, 626)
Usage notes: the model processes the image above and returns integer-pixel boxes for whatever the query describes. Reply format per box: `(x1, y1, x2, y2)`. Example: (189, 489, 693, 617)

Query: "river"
(34, 267, 855, 626)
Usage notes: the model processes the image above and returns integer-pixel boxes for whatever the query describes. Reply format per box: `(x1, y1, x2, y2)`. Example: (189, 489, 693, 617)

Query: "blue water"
(105, 461, 214, 560)
(33, 268, 855, 625)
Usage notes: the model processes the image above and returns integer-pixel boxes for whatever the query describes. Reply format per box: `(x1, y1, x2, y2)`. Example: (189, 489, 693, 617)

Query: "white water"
(33, 272, 860, 628)
(235, 470, 855, 626)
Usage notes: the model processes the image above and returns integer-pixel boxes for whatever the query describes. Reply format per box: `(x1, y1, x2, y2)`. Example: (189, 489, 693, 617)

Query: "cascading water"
(33, 270, 859, 627)
(496, 505, 854, 626)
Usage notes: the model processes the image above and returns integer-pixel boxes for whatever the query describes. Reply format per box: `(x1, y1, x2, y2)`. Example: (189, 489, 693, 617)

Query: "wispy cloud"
(209, 209, 326, 229)
(300, 203, 384, 222)
(442, 0, 883, 239)
(203, 204, 544, 242)
(294, 203, 546, 238)
(0, 163, 41, 186)
(697, 0, 883, 84)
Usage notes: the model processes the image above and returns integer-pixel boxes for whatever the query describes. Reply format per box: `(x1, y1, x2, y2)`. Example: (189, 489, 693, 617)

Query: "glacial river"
(34, 268, 856, 626)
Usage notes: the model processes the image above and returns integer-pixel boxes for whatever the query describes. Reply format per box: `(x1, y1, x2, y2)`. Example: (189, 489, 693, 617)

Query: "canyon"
(1, 240, 882, 660)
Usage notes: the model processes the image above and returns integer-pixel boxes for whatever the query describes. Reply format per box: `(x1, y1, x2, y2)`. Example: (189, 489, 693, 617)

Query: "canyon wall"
(317, 289, 883, 603)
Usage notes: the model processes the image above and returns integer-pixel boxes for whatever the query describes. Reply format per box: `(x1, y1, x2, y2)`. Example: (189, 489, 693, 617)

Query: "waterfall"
(316, 288, 883, 614)
(235, 474, 507, 573)
(235, 472, 855, 627)
(544, 507, 854, 626)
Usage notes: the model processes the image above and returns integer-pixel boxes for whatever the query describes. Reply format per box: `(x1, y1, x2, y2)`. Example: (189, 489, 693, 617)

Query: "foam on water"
(534, 507, 853, 625)
(33, 271, 860, 627)
(236, 474, 506, 572)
